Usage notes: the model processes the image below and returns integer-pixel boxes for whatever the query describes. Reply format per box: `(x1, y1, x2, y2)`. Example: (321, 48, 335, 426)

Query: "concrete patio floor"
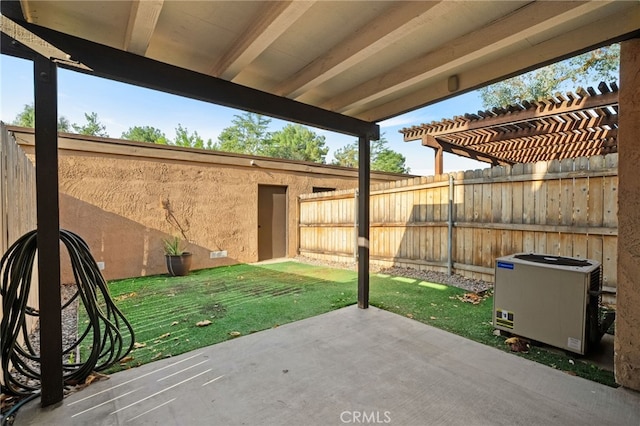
(16, 305, 640, 425)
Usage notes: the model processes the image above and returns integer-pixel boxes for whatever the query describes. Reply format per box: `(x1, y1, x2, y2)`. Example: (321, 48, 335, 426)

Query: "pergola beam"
(405, 93, 618, 141)
(478, 128, 617, 152)
(422, 135, 513, 168)
(416, 113, 618, 147)
(401, 82, 619, 166)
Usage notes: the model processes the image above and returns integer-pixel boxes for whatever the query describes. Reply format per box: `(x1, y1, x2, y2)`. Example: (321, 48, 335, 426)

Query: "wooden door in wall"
(258, 185, 287, 261)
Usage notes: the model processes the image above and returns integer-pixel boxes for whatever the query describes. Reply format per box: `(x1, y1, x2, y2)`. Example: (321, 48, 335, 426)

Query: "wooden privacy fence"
(299, 154, 618, 292)
(1, 125, 38, 251)
(0, 124, 39, 382)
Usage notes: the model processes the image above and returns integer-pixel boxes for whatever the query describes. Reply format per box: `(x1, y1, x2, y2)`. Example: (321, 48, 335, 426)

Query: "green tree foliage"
(57, 116, 71, 133)
(11, 103, 71, 132)
(263, 124, 329, 162)
(72, 112, 109, 137)
(480, 44, 620, 108)
(332, 143, 359, 168)
(173, 123, 212, 149)
(122, 125, 168, 144)
(332, 135, 409, 173)
(372, 149, 409, 174)
(12, 103, 35, 128)
(214, 112, 271, 155)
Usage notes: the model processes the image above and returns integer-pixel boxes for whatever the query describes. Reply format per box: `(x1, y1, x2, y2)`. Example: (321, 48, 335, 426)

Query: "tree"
(12, 103, 35, 128)
(262, 124, 329, 162)
(332, 144, 359, 168)
(173, 124, 212, 149)
(122, 126, 168, 144)
(11, 103, 72, 132)
(57, 116, 71, 133)
(72, 112, 109, 137)
(214, 112, 271, 155)
(332, 135, 409, 173)
(372, 149, 408, 174)
(479, 44, 620, 108)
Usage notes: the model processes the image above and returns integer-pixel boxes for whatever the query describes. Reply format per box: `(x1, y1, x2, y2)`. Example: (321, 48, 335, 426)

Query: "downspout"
(448, 174, 454, 276)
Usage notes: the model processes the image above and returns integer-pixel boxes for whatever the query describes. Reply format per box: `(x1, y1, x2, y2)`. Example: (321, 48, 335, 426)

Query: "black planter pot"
(165, 252, 192, 276)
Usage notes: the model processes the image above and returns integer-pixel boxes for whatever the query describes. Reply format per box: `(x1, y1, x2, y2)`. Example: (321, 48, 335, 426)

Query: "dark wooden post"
(34, 56, 63, 406)
(357, 135, 370, 309)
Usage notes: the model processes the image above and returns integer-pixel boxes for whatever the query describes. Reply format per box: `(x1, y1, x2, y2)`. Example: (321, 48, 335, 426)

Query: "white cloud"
(379, 113, 434, 129)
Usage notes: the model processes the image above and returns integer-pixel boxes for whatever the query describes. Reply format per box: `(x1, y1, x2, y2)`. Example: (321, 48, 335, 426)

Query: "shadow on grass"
(84, 262, 358, 372)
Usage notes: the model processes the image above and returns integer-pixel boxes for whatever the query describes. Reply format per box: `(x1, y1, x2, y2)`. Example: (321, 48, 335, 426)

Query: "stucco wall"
(11, 128, 406, 281)
(616, 38, 640, 391)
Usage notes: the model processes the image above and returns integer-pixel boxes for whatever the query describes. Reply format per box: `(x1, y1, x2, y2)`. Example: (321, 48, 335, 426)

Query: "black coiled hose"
(0, 229, 135, 398)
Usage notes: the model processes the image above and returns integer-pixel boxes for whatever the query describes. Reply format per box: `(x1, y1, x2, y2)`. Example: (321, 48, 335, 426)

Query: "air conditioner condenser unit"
(493, 253, 613, 355)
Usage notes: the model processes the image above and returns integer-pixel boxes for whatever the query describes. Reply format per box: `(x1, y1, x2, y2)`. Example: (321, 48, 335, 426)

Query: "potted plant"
(163, 236, 192, 276)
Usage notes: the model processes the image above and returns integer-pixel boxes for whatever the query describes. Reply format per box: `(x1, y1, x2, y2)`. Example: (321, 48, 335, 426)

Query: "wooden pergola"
(401, 83, 619, 173)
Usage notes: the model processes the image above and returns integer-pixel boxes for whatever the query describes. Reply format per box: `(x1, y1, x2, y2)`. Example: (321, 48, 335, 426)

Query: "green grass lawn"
(83, 261, 615, 386)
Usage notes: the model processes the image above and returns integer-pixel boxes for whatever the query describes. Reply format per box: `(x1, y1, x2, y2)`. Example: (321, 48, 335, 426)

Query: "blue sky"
(0, 54, 487, 176)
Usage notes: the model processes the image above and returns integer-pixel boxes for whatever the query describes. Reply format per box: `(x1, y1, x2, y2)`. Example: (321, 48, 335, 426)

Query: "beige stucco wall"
(616, 38, 640, 391)
(11, 128, 406, 281)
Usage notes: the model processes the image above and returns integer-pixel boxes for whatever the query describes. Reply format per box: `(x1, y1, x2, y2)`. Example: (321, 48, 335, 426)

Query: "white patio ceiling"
(8, 0, 640, 123)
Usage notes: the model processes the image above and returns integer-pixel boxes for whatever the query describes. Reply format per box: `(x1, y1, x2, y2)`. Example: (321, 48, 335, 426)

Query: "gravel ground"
(31, 283, 80, 357)
(294, 255, 491, 293)
(3, 284, 78, 395)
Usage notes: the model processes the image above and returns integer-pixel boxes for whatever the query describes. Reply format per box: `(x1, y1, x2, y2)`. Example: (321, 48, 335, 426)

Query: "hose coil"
(1, 229, 134, 397)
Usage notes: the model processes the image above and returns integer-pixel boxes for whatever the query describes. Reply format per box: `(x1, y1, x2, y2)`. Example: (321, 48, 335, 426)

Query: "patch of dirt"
(199, 301, 227, 318)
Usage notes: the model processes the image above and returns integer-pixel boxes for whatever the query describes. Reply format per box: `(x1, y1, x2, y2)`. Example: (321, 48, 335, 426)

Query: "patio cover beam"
(0, 4, 379, 140)
(0, 30, 34, 60)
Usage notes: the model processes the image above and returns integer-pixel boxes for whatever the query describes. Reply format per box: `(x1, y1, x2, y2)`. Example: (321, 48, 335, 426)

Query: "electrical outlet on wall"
(97, 261, 105, 270)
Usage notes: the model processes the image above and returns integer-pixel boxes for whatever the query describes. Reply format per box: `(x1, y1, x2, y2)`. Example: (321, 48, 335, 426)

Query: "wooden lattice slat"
(400, 82, 619, 165)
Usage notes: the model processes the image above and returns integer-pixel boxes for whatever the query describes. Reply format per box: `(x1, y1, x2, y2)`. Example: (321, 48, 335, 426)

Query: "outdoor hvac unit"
(493, 253, 610, 355)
